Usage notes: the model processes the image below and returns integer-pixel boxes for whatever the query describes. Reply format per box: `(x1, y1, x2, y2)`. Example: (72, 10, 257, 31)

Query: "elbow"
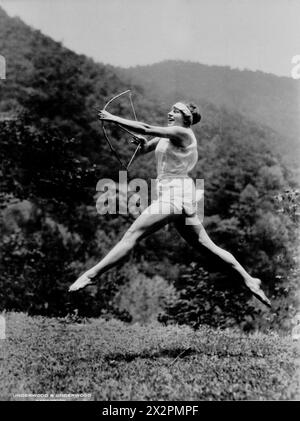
(143, 124, 158, 136)
(142, 124, 152, 135)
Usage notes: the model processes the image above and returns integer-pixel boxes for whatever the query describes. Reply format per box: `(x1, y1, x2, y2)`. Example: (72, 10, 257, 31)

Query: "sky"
(0, 0, 299, 77)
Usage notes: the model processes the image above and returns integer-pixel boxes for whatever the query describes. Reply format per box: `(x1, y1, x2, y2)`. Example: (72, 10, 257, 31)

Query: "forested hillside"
(0, 7, 298, 330)
(119, 60, 300, 172)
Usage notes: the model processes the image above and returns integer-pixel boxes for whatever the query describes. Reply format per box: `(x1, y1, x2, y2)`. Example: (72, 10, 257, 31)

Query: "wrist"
(140, 139, 148, 152)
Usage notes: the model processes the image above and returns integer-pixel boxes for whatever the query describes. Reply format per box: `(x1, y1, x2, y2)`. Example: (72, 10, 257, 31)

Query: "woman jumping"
(69, 101, 271, 308)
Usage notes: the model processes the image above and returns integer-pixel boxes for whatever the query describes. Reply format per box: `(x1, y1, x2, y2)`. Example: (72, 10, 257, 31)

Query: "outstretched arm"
(98, 110, 191, 147)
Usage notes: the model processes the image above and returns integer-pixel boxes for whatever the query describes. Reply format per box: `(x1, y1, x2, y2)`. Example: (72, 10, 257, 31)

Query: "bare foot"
(68, 272, 95, 292)
(245, 277, 271, 308)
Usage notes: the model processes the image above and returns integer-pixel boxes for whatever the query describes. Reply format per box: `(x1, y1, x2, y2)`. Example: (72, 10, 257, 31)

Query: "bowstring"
(129, 91, 138, 121)
(126, 91, 142, 169)
(99, 90, 141, 170)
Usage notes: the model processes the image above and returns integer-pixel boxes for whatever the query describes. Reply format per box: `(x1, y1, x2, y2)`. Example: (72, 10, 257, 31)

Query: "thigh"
(125, 201, 181, 242)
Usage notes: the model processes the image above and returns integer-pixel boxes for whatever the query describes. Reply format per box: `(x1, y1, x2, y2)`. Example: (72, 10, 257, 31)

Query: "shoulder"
(169, 127, 195, 148)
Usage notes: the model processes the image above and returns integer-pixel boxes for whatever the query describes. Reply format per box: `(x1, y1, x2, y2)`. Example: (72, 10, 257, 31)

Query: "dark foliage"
(0, 7, 298, 330)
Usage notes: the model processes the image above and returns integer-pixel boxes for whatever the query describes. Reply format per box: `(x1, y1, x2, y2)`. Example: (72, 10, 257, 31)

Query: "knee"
(122, 229, 141, 247)
(218, 249, 237, 267)
(198, 236, 236, 265)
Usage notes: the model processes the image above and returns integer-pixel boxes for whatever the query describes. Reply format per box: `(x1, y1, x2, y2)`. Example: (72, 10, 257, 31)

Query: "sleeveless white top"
(140, 133, 202, 217)
(155, 134, 198, 180)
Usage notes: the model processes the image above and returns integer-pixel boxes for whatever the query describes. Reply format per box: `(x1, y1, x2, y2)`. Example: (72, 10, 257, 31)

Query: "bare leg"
(174, 214, 271, 307)
(69, 203, 180, 291)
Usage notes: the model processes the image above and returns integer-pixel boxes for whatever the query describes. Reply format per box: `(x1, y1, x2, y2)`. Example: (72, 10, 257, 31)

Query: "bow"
(100, 90, 142, 171)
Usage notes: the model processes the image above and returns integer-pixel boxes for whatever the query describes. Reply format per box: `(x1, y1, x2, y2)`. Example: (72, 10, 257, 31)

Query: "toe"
(246, 278, 271, 308)
(68, 274, 93, 292)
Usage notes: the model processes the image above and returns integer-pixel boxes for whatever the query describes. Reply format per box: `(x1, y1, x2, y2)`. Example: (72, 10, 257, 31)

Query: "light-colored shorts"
(141, 177, 203, 218)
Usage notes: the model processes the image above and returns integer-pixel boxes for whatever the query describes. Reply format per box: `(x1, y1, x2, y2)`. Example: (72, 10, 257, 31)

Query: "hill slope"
(120, 60, 300, 169)
(0, 6, 298, 327)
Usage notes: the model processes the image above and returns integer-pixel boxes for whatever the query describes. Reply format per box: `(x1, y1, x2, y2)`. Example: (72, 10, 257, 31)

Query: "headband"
(173, 102, 193, 122)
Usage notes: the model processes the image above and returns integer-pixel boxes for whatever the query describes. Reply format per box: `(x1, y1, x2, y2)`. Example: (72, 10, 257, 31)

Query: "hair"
(183, 102, 201, 126)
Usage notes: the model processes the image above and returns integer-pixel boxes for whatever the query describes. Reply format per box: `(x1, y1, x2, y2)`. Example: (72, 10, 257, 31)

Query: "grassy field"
(0, 312, 299, 401)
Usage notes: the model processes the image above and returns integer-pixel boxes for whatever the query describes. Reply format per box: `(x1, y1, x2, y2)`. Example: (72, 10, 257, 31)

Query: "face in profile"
(167, 105, 185, 127)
